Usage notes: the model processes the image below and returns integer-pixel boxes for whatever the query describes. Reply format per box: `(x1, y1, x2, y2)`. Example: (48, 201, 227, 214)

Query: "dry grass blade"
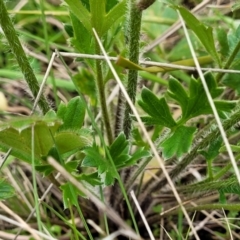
(31, 52, 56, 114)
(0, 202, 41, 240)
(130, 190, 155, 240)
(58, 52, 240, 74)
(92, 27, 200, 240)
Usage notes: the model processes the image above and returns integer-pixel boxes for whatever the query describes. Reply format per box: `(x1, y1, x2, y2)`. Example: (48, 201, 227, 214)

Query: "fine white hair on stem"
(92, 28, 200, 240)
(57, 52, 240, 74)
(31, 52, 56, 115)
(177, 11, 240, 185)
(130, 190, 155, 240)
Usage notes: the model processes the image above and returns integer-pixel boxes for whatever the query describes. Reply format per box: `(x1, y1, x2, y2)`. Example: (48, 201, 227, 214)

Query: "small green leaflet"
(168, 73, 236, 122)
(60, 173, 101, 208)
(81, 133, 151, 185)
(57, 97, 85, 131)
(60, 182, 81, 209)
(160, 125, 196, 159)
(138, 87, 176, 128)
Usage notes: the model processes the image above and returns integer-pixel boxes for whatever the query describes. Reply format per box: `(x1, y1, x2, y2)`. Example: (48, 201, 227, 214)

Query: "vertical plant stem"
(216, 40, 240, 82)
(31, 126, 42, 233)
(95, 44, 113, 144)
(123, 0, 142, 138)
(0, 0, 50, 114)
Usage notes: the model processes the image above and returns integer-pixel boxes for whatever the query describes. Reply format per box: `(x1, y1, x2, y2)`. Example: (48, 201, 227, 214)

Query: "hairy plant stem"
(140, 106, 240, 206)
(216, 39, 240, 82)
(123, 0, 142, 138)
(0, 0, 50, 114)
(95, 43, 113, 144)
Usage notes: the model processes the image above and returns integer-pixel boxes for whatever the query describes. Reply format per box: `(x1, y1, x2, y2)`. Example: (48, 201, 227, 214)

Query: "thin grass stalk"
(41, 202, 87, 240)
(31, 125, 42, 233)
(95, 43, 113, 144)
(0, 0, 50, 114)
(68, 200, 80, 240)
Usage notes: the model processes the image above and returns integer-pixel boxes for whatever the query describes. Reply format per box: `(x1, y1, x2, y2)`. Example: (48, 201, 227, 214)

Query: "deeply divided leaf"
(168, 73, 235, 123)
(160, 125, 196, 159)
(57, 97, 85, 132)
(138, 87, 176, 128)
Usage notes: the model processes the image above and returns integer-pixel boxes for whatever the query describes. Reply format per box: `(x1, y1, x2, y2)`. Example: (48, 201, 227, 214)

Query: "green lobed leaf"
(60, 182, 83, 208)
(76, 172, 101, 186)
(0, 117, 61, 163)
(217, 28, 229, 58)
(69, 12, 94, 57)
(132, 128, 149, 148)
(0, 179, 15, 200)
(64, 0, 91, 34)
(123, 148, 151, 168)
(55, 128, 92, 154)
(57, 97, 85, 132)
(160, 125, 196, 159)
(173, 5, 221, 66)
(109, 132, 129, 158)
(168, 73, 235, 123)
(103, 0, 126, 34)
(138, 87, 177, 128)
(81, 146, 106, 168)
(35, 165, 54, 176)
(81, 135, 148, 184)
(106, 0, 119, 12)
